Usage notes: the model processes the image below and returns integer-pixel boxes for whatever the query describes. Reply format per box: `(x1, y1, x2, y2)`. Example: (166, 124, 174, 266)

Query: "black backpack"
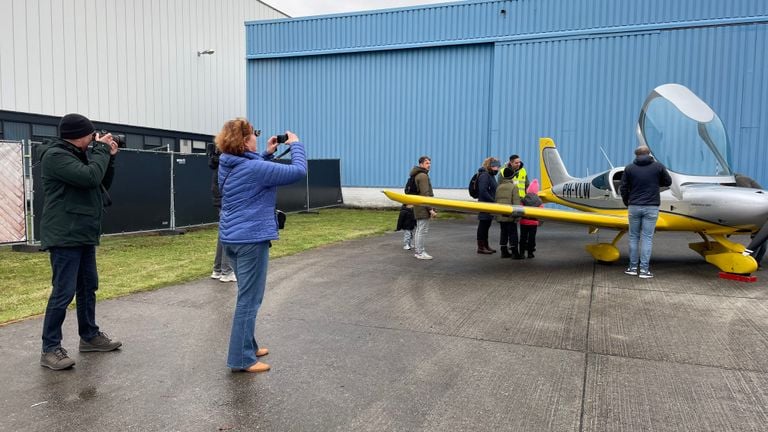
(404, 174, 419, 195)
(468, 172, 480, 198)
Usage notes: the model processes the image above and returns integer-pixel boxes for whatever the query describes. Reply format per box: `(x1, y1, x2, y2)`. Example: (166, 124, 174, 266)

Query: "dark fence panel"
(307, 159, 343, 208)
(173, 154, 218, 226)
(30, 148, 341, 240)
(31, 149, 172, 240)
(273, 159, 308, 212)
(101, 151, 172, 233)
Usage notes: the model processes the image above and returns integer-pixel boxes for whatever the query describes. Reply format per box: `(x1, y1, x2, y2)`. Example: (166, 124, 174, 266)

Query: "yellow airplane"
(384, 84, 768, 274)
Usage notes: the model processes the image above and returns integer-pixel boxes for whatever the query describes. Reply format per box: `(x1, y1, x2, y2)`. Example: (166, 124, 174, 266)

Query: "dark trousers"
(520, 225, 538, 253)
(498, 221, 519, 247)
(42, 246, 100, 352)
(477, 219, 493, 241)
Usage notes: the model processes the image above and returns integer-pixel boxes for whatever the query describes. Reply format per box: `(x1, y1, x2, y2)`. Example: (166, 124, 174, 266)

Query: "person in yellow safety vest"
(507, 154, 530, 198)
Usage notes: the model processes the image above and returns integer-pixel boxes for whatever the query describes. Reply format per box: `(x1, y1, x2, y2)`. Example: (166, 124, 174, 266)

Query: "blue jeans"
(42, 246, 100, 352)
(224, 241, 270, 369)
(627, 205, 660, 272)
(403, 229, 413, 247)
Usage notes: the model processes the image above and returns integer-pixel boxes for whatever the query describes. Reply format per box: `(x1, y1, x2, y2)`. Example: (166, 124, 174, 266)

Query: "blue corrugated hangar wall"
(246, 0, 768, 190)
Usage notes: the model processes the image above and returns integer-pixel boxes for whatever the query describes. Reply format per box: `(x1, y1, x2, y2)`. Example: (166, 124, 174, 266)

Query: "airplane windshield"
(639, 91, 733, 176)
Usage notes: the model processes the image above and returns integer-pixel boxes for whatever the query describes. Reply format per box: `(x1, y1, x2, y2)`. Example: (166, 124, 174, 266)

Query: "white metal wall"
(0, 0, 285, 135)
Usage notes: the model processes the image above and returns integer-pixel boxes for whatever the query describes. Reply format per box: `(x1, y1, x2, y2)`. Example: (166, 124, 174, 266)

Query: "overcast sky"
(263, 0, 452, 17)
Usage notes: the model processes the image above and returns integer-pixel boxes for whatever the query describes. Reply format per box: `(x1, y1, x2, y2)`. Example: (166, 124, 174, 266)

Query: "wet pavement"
(2, 218, 768, 431)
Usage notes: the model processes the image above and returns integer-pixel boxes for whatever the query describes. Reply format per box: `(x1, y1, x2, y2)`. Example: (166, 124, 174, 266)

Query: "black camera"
(98, 129, 126, 148)
(276, 133, 289, 144)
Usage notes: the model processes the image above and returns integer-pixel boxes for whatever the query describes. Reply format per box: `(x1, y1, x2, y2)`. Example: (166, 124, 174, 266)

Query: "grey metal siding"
(0, 0, 285, 135)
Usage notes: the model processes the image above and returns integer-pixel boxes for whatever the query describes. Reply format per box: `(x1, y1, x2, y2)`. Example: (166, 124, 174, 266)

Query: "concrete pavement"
(2, 218, 767, 431)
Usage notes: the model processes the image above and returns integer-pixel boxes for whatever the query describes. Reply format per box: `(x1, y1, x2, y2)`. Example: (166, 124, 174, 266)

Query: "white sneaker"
(210, 271, 222, 279)
(638, 270, 654, 279)
(414, 252, 433, 260)
(403, 244, 412, 250)
(220, 273, 237, 282)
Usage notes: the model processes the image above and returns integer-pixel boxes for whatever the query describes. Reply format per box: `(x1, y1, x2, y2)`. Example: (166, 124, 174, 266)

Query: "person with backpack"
(476, 157, 501, 254)
(396, 173, 418, 250)
(495, 166, 523, 258)
(520, 179, 544, 258)
(410, 156, 436, 260)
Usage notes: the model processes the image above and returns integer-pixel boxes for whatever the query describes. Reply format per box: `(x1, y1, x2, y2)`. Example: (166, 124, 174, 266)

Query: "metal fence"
(4, 140, 342, 247)
(0, 141, 26, 244)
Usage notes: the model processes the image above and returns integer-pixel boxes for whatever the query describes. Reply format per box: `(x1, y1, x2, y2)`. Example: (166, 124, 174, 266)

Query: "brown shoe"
(476, 240, 493, 254)
(256, 347, 269, 357)
(232, 361, 271, 373)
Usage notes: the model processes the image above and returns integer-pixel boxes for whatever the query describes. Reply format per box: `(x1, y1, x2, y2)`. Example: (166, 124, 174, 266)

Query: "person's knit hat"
(489, 160, 501, 168)
(501, 167, 515, 178)
(59, 113, 95, 139)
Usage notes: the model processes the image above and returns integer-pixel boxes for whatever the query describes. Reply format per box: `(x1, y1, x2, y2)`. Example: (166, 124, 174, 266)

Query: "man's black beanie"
(59, 113, 95, 139)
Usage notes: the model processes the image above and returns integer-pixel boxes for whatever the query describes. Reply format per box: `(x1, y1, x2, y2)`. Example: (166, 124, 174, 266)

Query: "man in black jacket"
(39, 113, 122, 370)
(619, 146, 672, 279)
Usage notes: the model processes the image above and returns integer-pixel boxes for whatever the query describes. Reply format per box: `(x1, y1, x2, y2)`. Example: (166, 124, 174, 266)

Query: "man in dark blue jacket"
(620, 146, 672, 278)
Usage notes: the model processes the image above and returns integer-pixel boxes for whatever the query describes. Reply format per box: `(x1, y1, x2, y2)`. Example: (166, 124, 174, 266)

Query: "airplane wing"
(383, 190, 629, 230)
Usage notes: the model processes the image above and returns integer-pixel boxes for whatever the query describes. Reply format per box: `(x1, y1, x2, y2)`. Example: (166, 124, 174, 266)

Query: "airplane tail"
(539, 137, 576, 191)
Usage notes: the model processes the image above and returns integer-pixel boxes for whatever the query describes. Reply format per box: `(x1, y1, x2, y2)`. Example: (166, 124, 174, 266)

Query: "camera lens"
(276, 134, 289, 144)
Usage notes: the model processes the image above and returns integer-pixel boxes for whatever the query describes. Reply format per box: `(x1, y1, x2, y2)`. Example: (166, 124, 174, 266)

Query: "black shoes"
(79, 332, 122, 352)
(40, 347, 75, 370)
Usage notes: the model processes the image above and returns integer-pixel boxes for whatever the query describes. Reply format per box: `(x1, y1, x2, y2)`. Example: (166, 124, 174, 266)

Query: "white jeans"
(414, 218, 430, 254)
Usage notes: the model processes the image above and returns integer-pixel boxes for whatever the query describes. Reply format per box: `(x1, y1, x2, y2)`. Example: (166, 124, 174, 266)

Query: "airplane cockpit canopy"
(637, 83, 733, 177)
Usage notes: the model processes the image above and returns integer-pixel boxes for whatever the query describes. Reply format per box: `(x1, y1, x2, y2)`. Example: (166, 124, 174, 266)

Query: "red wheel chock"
(718, 272, 757, 282)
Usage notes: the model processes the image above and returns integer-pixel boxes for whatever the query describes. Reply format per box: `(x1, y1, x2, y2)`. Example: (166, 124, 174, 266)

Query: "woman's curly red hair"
(216, 118, 253, 156)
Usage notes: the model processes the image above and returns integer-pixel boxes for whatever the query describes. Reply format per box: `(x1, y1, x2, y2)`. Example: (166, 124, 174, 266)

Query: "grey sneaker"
(79, 332, 122, 352)
(638, 269, 654, 279)
(624, 267, 638, 276)
(41, 347, 75, 370)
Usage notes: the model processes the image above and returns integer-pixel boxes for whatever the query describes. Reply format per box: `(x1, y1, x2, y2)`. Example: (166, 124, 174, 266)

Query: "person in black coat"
(476, 157, 501, 254)
(619, 146, 672, 278)
(208, 145, 235, 282)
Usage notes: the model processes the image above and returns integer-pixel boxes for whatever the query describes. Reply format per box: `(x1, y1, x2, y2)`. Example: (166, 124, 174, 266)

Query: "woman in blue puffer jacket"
(216, 118, 306, 373)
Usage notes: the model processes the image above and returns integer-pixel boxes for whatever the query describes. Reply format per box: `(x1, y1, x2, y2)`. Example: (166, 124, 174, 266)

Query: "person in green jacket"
(495, 167, 523, 258)
(39, 113, 123, 370)
(411, 156, 437, 260)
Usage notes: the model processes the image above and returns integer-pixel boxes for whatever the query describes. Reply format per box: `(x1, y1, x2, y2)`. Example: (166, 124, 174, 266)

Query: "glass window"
(162, 137, 175, 152)
(144, 135, 161, 150)
(640, 96, 732, 176)
(32, 124, 57, 137)
(192, 140, 206, 151)
(126, 134, 144, 150)
(591, 172, 610, 190)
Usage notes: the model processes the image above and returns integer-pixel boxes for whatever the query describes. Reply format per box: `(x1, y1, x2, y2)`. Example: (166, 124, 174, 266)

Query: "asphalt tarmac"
(2, 218, 767, 431)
